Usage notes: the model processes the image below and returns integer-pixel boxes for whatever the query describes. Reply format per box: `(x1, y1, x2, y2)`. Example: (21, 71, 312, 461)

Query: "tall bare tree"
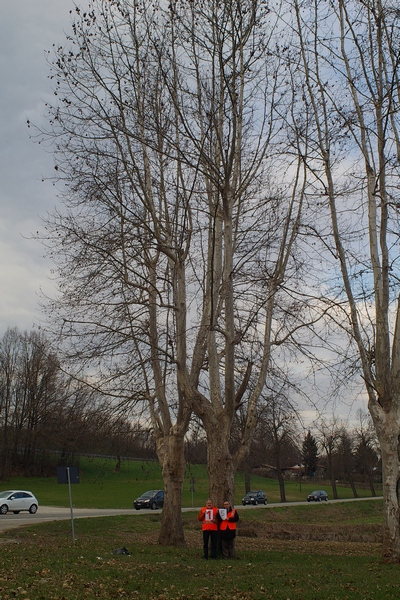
(291, 0, 400, 561)
(302, 430, 318, 478)
(165, 0, 306, 506)
(40, 0, 195, 545)
(354, 410, 380, 497)
(316, 418, 340, 499)
(337, 428, 358, 498)
(253, 391, 301, 502)
(36, 0, 306, 543)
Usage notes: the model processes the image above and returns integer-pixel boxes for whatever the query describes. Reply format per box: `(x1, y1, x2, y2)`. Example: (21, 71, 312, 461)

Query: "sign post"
(57, 466, 80, 544)
(190, 477, 195, 507)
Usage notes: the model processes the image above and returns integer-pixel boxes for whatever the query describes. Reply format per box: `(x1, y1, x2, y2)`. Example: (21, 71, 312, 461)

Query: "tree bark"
(205, 419, 236, 506)
(326, 453, 338, 500)
(277, 470, 287, 503)
(367, 471, 377, 498)
(156, 431, 187, 546)
(369, 408, 400, 561)
(381, 433, 400, 560)
(274, 444, 287, 503)
(348, 475, 358, 499)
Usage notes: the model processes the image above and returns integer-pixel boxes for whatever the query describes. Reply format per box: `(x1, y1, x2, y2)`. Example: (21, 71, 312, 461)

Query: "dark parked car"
(242, 490, 267, 505)
(134, 490, 164, 510)
(307, 490, 328, 502)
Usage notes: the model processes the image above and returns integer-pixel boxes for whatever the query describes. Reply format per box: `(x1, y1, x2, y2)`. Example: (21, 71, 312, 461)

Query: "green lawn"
(0, 462, 387, 599)
(0, 501, 392, 600)
(2, 456, 379, 509)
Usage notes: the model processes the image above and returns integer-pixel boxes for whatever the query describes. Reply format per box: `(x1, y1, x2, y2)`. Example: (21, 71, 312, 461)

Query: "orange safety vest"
(198, 506, 218, 531)
(219, 509, 237, 531)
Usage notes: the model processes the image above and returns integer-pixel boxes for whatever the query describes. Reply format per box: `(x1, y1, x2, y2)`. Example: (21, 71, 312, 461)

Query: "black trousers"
(202, 530, 217, 558)
(221, 536, 236, 558)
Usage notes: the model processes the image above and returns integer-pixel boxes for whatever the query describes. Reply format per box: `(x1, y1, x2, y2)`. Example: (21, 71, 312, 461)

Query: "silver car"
(0, 490, 39, 514)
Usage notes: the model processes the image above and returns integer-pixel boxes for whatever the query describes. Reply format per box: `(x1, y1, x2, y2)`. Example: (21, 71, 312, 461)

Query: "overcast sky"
(0, 0, 366, 426)
(0, 0, 78, 336)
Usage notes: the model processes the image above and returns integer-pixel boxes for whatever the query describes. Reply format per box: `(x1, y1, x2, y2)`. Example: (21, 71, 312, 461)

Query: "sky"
(0, 0, 78, 336)
(0, 0, 367, 427)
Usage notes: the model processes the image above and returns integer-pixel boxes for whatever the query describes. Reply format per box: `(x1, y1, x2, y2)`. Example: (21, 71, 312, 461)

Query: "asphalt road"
(0, 496, 382, 535)
(0, 506, 140, 534)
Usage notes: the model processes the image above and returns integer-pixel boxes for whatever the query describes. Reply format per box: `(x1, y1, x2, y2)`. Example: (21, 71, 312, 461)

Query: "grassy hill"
(1, 456, 379, 508)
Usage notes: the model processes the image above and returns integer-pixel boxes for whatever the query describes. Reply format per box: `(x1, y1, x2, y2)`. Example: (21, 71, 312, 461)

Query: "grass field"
(0, 458, 389, 598)
(2, 456, 379, 509)
(0, 500, 392, 600)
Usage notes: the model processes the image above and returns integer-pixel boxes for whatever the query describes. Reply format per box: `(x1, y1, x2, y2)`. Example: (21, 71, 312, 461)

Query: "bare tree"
(255, 391, 301, 502)
(302, 430, 318, 479)
(0, 328, 22, 478)
(164, 0, 301, 507)
(39, 0, 196, 545)
(36, 0, 306, 537)
(354, 410, 380, 497)
(316, 418, 340, 500)
(291, 0, 400, 560)
(337, 427, 358, 498)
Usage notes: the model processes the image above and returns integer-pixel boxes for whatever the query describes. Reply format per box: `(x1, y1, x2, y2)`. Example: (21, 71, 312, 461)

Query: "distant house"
(257, 463, 326, 479)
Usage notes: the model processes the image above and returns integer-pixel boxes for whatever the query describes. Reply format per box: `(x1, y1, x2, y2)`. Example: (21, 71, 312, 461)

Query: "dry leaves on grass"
(0, 517, 382, 560)
(183, 521, 382, 557)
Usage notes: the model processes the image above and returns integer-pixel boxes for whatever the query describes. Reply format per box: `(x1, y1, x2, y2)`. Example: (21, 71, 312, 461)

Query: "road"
(0, 506, 141, 534)
(0, 496, 382, 535)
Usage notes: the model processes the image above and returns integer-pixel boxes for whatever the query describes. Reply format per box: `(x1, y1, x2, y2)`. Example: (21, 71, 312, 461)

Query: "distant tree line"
(0, 327, 156, 479)
(0, 327, 380, 496)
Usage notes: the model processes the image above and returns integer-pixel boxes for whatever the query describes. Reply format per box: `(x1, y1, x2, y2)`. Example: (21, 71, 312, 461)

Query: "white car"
(0, 490, 39, 515)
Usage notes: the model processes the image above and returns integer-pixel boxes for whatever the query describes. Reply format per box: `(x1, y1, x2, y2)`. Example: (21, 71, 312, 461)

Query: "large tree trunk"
(156, 432, 186, 546)
(375, 417, 400, 561)
(206, 425, 236, 506)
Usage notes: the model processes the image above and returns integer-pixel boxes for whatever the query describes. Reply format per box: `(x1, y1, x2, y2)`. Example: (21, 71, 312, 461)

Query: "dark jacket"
(217, 506, 239, 538)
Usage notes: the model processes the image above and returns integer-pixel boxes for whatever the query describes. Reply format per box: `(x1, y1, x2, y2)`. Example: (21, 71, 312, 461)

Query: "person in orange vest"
(198, 498, 218, 559)
(217, 500, 239, 559)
